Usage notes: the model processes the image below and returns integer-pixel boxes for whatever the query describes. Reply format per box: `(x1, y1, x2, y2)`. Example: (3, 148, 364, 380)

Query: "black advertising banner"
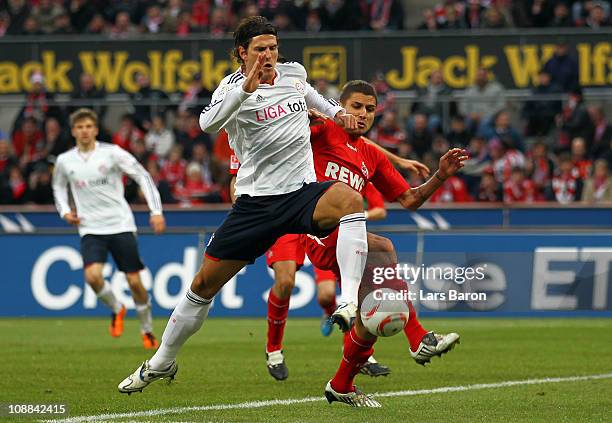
(0, 31, 610, 95)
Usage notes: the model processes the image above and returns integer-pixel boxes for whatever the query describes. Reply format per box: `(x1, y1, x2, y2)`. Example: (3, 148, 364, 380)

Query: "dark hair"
(232, 16, 277, 64)
(339, 80, 377, 104)
(70, 108, 98, 127)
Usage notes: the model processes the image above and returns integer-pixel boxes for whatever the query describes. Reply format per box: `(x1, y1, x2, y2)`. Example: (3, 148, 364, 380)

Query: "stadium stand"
(0, 0, 611, 205)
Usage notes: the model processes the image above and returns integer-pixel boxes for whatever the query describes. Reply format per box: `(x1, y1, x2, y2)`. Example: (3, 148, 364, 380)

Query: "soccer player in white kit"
(118, 16, 370, 394)
(52, 108, 166, 349)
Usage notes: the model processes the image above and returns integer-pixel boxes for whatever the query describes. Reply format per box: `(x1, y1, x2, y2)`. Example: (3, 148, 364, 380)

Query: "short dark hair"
(339, 80, 377, 104)
(232, 16, 277, 64)
(70, 108, 98, 127)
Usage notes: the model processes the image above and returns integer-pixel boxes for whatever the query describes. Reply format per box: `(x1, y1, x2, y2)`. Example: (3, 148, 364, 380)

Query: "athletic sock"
(405, 301, 429, 352)
(149, 289, 211, 370)
(336, 212, 367, 305)
(266, 290, 290, 352)
(135, 300, 153, 334)
(97, 281, 122, 314)
(330, 327, 376, 393)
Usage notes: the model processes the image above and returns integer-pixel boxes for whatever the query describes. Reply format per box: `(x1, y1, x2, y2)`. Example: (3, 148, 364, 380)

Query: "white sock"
(135, 301, 153, 334)
(97, 281, 122, 314)
(336, 212, 368, 305)
(149, 289, 211, 370)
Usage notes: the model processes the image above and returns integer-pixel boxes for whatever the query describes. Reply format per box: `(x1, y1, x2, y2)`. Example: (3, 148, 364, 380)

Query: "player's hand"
(242, 53, 265, 93)
(438, 148, 469, 179)
(396, 159, 430, 178)
(150, 214, 166, 235)
(334, 111, 358, 130)
(308, 108, 329, 120)
(63, 211, 80, 226)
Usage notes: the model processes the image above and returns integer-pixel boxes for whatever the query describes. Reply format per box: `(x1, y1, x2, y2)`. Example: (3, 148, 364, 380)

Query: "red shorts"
(266, 234, 305, 268)
(314, 267, 337, 284)
(300, 227, 340, 275)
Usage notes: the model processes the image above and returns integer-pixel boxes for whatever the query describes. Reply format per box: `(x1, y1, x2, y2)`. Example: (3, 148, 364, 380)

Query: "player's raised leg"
(84, 262, 125, 338)
(312, 182, 367, 332)
(118, 258, 246, 393)
(325, 314, 381, 407)
(367, 233, 460, 365)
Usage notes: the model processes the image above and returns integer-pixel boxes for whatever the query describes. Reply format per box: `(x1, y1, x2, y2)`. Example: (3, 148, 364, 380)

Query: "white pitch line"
(45, 372, 612, 423)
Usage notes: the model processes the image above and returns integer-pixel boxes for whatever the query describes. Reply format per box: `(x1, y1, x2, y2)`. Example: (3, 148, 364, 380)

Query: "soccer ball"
(360, 288, 410, 337)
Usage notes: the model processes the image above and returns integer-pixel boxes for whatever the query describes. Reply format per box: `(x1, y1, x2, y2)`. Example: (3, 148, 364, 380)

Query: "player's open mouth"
(357, 122, 366, 128)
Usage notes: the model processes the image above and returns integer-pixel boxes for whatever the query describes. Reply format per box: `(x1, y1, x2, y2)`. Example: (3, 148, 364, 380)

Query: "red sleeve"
(363, 183, 385, 210)
(229, 148, 240, 176)
(367, 145, 410, 202)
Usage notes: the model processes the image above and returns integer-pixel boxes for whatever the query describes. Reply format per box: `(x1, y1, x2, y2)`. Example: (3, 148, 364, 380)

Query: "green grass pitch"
(2, 317, 612, 422)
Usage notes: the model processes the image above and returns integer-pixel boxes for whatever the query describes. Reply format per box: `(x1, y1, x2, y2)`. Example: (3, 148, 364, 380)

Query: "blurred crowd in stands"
(0, 0, 609, 38)
(418, 0, 611, 30)
(0, 1, 611, 206)
(364, 40, 612, 205)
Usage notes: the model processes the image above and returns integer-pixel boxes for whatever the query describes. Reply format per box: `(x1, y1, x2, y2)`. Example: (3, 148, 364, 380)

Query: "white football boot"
(410, 331, 460, 365)
(324, 381, 381, 407)
(330, 302, 357, 332)
(118, 360, 178, 394)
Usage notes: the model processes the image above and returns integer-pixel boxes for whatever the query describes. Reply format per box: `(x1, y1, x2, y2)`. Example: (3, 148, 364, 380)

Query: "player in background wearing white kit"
(52, 108, 166, 349)
(118, 16, 370, 395)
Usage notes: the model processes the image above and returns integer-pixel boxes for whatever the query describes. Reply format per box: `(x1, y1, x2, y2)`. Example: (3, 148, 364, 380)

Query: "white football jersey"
(199, 62, 343, 197)
(52, 142, 162, 236)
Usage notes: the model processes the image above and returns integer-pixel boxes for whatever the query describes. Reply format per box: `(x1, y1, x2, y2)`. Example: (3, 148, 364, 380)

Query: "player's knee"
(274, 273, 296, 297)
(84, 267, 103, 288)
(191, 272, 217, 299)
(367, 233, 393, 252)
(354, 313, 377, 342)
(125, 273, 142, 288)
(317, 289, 334, 308)
(371, 235, 394, 253)
(339, 185, 364, 216)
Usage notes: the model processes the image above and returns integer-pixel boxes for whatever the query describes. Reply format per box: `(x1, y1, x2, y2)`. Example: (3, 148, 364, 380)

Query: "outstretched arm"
(396, 148, 468, 210)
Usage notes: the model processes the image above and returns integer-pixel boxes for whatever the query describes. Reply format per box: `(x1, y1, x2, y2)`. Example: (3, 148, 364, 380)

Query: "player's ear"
(238, 46, 248, 63)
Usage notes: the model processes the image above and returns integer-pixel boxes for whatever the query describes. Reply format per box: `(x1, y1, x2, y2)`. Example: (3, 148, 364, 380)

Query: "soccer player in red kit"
(228, 138, 420, 380)
(298, 80, 466, 406)
(264, 182, 393, 380)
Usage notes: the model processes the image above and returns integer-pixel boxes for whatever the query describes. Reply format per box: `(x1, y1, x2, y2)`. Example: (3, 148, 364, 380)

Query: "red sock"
(330, 327, 376, 393)
(319, 297, 337, 317)
(404, 301, 429, 352)
(266, 290, 290, 352)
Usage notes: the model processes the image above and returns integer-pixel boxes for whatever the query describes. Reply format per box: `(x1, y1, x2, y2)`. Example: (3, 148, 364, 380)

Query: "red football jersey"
(310, 118, 409, 201)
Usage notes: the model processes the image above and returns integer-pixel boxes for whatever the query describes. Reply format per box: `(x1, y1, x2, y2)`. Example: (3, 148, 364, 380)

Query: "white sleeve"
(113, 147, 163, 216)
(304, 81, 344, 118)
(52, 158, 71, 218)
(199, 80, 252, 134)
